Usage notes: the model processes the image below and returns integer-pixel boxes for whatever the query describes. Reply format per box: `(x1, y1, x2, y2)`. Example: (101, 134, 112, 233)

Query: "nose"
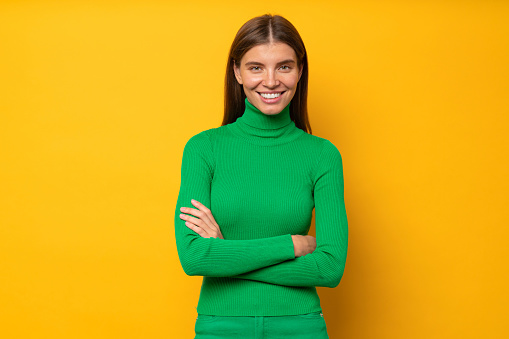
(263, 69, 279, 88)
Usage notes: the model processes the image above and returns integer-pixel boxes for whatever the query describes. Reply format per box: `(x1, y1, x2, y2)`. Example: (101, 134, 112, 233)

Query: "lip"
(257, 91, 286, 104)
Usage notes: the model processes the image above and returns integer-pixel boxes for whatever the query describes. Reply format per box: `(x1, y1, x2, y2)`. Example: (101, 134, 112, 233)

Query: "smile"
(258, 91, 285, 99)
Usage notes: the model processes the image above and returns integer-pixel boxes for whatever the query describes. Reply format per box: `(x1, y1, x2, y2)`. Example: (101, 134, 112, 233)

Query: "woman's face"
(233, 42, 303, 115)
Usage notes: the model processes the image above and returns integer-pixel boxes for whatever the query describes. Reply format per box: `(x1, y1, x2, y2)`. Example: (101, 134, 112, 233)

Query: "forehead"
(241, 42, 297, 64)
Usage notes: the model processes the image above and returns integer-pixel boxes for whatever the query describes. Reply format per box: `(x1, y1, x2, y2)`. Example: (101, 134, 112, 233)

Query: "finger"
(191, 199, 220, 229)
(184, 221, 208, 237)
(180, 213, 214, 235)
(180, 206, 213, 226)
(184, 201, 219, 233)
(180, 214, 211, 233)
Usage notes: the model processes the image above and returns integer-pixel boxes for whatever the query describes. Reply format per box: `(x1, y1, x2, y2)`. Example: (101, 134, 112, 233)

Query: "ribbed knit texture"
(174, 97, 348, 316)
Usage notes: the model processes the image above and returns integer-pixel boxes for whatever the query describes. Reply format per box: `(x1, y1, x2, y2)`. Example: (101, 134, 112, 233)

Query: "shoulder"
(181, 128, 220, 166)
(180, 129, 217, 174)
(320, 137, 342, 161)
(183, 127, 220, 149)
(305, 136, 344, 183)
(185, 125, 229, 147)
(299, 133, 343, 160)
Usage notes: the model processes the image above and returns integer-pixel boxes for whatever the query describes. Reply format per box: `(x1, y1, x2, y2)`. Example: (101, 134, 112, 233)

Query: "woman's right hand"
(291, 235, 317, 257)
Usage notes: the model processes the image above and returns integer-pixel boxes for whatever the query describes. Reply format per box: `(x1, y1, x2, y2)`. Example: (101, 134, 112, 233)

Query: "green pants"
(194, 311, 329, 339)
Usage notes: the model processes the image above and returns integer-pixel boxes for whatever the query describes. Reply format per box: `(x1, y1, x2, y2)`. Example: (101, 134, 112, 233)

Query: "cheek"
(243, 75, 262, 89)
(282, 74, 300, 89)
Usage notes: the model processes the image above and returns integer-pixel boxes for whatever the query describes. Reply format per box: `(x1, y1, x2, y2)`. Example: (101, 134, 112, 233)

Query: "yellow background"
(1, 1, 508, 338)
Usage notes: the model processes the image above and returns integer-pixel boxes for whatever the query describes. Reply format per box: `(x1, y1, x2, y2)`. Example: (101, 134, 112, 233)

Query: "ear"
(233, 61, 243, 85)
(298, 63, 304, 81)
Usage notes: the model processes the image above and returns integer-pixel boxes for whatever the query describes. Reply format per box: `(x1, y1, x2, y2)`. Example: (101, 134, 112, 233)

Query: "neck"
(240, 97, 292, 130)
(227, 97, 301, 146)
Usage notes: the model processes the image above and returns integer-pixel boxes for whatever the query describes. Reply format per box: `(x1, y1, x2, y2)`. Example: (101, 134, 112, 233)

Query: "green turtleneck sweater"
(174, 98, 348, 316)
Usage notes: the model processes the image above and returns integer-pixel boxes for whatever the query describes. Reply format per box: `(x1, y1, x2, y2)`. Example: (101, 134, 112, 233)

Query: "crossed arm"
(174, 131, 348, 288)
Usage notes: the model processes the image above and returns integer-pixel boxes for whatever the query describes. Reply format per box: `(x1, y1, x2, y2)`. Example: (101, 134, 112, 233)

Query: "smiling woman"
(174, 13, 348, 339)
(233, 43, 303, 114)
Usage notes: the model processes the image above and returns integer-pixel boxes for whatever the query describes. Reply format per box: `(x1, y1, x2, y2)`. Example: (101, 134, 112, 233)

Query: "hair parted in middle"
(222, 14, 312, 134)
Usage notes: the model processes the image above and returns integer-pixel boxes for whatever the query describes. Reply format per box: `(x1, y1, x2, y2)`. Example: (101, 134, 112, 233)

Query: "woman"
(174, 13, 348, 339)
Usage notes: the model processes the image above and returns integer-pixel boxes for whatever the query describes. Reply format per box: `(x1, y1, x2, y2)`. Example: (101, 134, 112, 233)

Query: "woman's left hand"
(179, 199, 224, 239)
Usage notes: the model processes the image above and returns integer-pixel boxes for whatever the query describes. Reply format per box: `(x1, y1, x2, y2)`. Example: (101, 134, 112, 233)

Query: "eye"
(280, 65, 290, 70)
(249, 66, 261, 71)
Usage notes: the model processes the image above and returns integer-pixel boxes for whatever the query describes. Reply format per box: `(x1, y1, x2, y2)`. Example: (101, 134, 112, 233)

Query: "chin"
(263, 107, 285, 115)
(254, 99, 290, 115)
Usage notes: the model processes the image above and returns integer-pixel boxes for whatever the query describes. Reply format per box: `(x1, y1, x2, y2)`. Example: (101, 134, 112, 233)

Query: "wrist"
(291, 235, 300, 257)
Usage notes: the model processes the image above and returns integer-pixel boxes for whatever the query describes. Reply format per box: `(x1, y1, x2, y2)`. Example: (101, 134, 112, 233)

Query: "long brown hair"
(222, 14, 312, 134)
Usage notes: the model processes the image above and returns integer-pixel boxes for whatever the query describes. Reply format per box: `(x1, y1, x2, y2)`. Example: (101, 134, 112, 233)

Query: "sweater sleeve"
(228, 140, 348, 288)
(174, 130, 296, 277)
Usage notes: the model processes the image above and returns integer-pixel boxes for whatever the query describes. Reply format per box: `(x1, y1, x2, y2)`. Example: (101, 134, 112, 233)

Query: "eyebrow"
(244, 59, 296, 66)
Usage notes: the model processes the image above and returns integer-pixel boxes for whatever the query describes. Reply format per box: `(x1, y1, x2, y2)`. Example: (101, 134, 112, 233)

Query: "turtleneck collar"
(239, 97, 292, 130)
(227, 97, 303, 146)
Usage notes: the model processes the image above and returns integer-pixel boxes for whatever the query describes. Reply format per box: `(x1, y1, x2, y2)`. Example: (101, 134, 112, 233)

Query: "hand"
(179, 199, 224, 239)
(291, 235, 317, 257)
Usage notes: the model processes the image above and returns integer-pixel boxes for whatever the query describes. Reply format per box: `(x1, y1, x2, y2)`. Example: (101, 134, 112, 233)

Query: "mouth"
(257, 91, 286, 100)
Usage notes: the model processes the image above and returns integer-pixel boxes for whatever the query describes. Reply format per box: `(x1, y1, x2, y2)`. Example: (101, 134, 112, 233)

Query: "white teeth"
(260, 92, 282, 99)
